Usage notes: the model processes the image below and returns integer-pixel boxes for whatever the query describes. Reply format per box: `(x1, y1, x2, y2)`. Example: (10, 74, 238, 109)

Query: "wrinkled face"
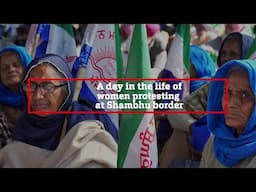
(0, 51, 24, 92)
(222, 71, 255, 135)
(220, 39, 241, 66)
(24, 64, 67, 117)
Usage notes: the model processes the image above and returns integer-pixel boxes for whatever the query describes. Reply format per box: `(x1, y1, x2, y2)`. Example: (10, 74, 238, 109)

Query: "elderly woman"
(200, 59, 256, 168)
(0, 54, 117, 168)
(159, 32, 255, 168)
(0, 45, 31, 148)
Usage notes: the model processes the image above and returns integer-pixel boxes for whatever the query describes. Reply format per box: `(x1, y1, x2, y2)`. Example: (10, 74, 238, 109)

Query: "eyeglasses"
(23, 82, 67, 94)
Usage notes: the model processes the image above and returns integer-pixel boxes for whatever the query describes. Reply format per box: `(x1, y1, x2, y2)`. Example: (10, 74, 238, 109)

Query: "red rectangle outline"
(27, 78, 228, 115)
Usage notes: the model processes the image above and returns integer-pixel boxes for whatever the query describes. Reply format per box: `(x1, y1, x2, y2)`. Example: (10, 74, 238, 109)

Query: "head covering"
(0, 45, 32, 107)
(189, 45, 216, 93)
(120, 24, 133, 40)
(217, 32, 254, 67)
(146, 24, 160, 38)
(13, 54, 118, 150)
(207, 59, 256, 167)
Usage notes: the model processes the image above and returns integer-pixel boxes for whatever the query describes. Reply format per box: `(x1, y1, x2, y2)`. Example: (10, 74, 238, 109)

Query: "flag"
(74, 24, 119, 142)
(158, 24, 190, 99)
(25, 24, 77, 70)
(117, 24, 158, 168)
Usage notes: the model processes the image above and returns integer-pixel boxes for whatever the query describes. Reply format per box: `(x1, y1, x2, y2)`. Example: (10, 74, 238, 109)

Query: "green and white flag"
(161, 24, 190, 98)
(117, 24, 158, 168)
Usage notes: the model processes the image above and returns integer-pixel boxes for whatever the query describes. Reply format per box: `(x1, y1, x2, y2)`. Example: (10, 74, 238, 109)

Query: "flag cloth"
(117, 24, 158, 168)
(158, 24, 190, 99)
(73, 24, 119, 142)
(25, 24, 77, 70)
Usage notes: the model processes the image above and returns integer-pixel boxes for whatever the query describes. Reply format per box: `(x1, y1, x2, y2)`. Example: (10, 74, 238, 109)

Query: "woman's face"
(0, 51, 24, 92)
(25, 63, 67, 117)
(220, 39, 241, 66)
(222, 70, 255, 135)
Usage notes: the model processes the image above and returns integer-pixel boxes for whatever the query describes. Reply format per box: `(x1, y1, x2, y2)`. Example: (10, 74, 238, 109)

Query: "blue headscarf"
(207, 59, 256, 167)
(189, 45, 216, 93)
(0, 45, 31, 107)
(217, 32, 254, 67)
(13, 54, 118, 150)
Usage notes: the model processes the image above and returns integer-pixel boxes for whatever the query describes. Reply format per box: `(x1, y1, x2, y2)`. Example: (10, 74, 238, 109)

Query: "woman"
(0, 54, 117, 168)
(200, 59, 256, 168)
(0, 45, 31, 148)
(159, 32, 254, 168)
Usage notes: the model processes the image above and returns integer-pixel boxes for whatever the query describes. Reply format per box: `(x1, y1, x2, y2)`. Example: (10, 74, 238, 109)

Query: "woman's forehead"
(223, 38, 241, 48)
(0, 51, 20, 61)
(29, 63, 61, 77)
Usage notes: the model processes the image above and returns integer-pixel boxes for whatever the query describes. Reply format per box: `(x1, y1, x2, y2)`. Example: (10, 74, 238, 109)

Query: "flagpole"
(31, 33, 40, 58)
(72, 24, 98, 102)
